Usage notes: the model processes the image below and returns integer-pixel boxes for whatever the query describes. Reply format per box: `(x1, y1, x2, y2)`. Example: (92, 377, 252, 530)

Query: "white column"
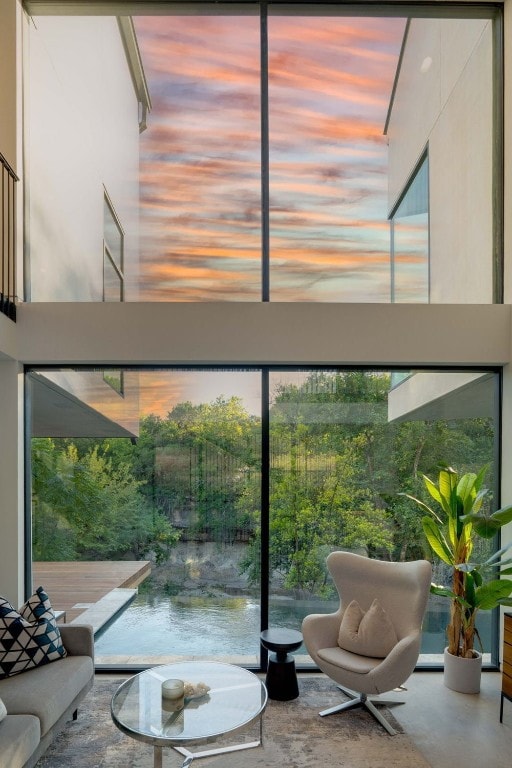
(0, 360, 25, 606)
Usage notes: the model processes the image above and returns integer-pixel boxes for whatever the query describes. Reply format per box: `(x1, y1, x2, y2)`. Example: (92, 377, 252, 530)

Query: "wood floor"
(32, 561, 151, 622)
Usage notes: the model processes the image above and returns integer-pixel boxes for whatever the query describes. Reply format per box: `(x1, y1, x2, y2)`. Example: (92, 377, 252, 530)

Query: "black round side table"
(260, 628, 303, 701)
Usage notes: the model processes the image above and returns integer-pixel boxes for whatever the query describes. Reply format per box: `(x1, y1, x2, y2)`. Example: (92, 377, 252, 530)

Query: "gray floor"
(378, 670, 511, 767)
(97, 670, 510, 766)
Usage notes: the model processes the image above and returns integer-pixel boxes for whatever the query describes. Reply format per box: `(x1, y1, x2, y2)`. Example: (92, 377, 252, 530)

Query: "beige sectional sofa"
(0, 624, 94, 768)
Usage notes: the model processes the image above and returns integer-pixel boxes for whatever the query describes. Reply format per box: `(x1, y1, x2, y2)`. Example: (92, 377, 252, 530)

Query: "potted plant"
(403, 463, 512, 693)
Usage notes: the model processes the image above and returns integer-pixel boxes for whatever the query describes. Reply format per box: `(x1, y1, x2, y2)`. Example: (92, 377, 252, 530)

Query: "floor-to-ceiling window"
(27, 366, 500, 668)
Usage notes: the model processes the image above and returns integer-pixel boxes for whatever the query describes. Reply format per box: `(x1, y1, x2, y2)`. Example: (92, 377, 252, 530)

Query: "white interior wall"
(13, 302, 512, 367)
(25, 15, 140, 301)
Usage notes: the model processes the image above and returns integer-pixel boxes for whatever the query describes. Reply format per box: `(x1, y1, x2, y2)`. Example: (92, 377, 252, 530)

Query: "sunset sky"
(134, 14, 406, 302)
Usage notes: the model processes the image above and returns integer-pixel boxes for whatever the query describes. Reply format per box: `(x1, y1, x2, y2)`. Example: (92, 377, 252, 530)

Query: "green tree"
(162, 397, 260, 542)
(32, 438, 179, 563)
(239, 370, 496, 590)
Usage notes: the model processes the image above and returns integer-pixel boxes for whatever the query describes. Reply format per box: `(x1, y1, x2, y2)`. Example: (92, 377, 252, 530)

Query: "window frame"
(389, 149, 430, 303)
(103, 190, 125, 303)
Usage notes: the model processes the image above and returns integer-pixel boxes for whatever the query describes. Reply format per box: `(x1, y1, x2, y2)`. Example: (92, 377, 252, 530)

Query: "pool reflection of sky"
(134, 14, 407, 302)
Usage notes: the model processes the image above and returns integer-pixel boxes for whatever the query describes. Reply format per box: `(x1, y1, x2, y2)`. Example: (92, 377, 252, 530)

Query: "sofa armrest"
(59, 624, 94, 660)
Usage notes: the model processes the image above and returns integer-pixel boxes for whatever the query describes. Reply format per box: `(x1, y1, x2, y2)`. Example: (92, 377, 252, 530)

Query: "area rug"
(36, 676, 431, 767)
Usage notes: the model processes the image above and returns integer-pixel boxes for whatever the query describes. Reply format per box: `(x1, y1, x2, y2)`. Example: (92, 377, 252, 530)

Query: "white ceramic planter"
(443, 647, 483, 694)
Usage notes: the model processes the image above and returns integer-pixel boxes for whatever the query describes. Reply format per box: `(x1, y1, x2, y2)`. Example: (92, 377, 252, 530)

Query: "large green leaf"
(438, 470, 457, 514)
(484, 545, 512, 565)
(447, 511, 458, 548)
(491, 505, 512, 526)
(422, 475, 443, 506)
(473, 569, 483, 587)
(462, 505, 512, 539)
(465, 571, 477, 608)
(469, 488, 489, 516)
(475, 579, 512, 610)
(457, 472, 477, 513)
(430, 583, 456, 599)
(473, 463, 490, 494)
(422, 516, 453, 565)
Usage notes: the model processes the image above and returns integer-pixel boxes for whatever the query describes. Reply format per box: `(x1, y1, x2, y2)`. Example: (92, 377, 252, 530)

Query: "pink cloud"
(133, 14, 406, 302)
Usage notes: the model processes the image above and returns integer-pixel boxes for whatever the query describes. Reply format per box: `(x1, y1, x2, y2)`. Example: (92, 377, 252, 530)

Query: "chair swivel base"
(319, 686, 404, 736)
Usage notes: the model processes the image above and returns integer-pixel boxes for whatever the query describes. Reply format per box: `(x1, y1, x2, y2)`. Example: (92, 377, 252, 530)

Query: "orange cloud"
(133, 13, 405, 302)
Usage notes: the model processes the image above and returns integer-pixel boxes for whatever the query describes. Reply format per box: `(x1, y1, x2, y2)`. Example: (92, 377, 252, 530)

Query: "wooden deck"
(32, 561, 151, 623)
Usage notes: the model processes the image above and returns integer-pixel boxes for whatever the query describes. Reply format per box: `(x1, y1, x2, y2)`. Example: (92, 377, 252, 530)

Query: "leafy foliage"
(403, 464, 512, 657)
(32, 438, 179, 563)
(32, 372, 498, 615)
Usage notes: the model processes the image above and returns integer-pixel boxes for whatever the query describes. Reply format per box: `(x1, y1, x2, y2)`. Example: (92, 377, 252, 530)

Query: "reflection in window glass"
(25, 9, 497, 303)
(267, 369, 498, 660)
(103, 195, 124, 301)
(386, 17, 494, 303)
(268, 16, 405, 301)
(104, 197, 123, 270)
(134, 15, 261, 301)
(103, 256, 122, 302)
(391, 155, 429, 302)
(103, 370, 124, 396)
(29, 368, 262, 664)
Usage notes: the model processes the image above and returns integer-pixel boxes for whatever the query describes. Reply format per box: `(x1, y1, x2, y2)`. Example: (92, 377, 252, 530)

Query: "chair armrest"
(369, 631, 421, 693)
(59, 624, 94, 660)
(302, 611, 342, 654)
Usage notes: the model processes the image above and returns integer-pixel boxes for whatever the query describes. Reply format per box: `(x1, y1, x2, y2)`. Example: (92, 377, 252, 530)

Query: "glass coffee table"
(111, 661, 268, 768)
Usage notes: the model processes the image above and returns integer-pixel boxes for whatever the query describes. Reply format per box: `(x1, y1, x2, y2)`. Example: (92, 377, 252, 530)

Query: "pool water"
(94, 593, 329, 656)
(94, 592, 470, 659)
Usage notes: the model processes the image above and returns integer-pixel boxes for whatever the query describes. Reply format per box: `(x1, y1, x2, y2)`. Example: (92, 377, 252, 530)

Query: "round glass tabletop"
(111, 661, 267, 748)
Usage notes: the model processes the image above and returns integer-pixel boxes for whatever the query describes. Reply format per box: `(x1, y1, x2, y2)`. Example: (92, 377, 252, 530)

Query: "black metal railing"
(1, 150, 18, 321)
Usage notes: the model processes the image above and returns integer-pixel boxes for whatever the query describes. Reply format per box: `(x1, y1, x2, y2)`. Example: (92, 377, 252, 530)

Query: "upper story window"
(103, 194, 124, 302)
(390, 153, 429, 303)
(24, 4, 500, 304)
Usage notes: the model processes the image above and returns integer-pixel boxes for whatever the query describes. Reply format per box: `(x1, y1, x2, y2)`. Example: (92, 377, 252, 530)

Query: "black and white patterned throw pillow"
(0, 586, 67, 679)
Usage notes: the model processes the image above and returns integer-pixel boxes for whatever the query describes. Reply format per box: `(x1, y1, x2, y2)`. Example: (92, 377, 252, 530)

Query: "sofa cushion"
(0, 588, 66, 679)
(0, 655, 93, 737)
(0, 714, 41, 768)
(337, 598, 398, 658)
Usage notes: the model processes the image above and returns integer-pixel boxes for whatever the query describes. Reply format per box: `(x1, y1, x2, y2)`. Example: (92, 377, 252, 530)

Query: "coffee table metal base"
(153, 716, 263, 767)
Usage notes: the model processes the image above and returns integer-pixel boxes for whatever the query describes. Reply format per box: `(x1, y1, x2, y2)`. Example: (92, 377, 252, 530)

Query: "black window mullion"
(260, 367, 270, 670)
(260, 3, 270, 302)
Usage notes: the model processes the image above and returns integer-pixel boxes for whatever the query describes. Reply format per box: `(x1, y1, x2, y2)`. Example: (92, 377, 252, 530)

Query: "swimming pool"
(94, 592, 329, 657)
(93, 591, 465, 660)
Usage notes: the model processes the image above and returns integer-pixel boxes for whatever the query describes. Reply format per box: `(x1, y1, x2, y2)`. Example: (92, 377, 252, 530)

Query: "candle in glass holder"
(162, 678, 185, 701)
